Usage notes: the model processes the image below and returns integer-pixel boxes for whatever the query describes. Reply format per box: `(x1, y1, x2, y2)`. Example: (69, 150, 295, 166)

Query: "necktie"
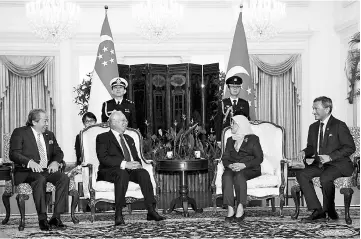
(233, 100, 237, 106)
(119, 135, 131, 162)
(36, 133, 48, 168)
(319, 122, 324, 154)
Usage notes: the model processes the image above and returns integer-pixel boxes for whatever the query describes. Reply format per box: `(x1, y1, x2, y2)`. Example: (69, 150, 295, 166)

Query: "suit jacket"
(303, 115, 355, 176)
(215, 98, 250, 141)
(101, 98, 137, 128)
(74, 133, 81, 166)
(9, 126, 64, 185)
(222, 134, 263, 170)
(96, 130, 142, 181)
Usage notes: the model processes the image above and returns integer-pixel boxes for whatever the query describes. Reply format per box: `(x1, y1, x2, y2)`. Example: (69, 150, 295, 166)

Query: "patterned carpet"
(1, 208, 359, 238)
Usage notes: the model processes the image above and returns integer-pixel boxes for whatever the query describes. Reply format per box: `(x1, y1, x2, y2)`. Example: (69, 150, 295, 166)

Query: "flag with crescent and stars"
(88, 6, 119, 121)
(223, 6, 256, 120)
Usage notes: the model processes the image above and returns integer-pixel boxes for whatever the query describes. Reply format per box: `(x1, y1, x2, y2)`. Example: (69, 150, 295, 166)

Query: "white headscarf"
(231, 115, 253, 151)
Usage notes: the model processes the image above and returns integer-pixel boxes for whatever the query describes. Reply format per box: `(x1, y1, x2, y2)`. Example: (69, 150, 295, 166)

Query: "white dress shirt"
(28, 127, 48, 167)
(317, 114, 331, 154)
(111, 129, 133, 170)
(229, 97, 238, 106)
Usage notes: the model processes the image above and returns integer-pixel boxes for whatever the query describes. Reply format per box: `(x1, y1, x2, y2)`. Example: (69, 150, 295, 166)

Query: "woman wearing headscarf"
(222, 115, 263, 222)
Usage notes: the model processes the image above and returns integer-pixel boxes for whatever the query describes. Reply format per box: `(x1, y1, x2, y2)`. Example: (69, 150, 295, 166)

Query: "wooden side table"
(156, 159, 208, 217)
(0, 164, 12, 181)
(286, 165, 305, 206)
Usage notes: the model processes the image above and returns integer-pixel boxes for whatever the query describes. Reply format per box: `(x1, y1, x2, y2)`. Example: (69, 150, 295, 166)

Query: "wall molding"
(0, 0, 310, 9)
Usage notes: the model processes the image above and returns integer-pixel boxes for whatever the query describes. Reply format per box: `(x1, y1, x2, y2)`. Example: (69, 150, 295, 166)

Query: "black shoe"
(48, 217, 66, 229)
(39, 219, 50, 231)
(115, 210, 125, 226)
(328, 209, 339, 220)
(225, 214, 235, 222)
(301, 209, 327, 222)
(147, 210, 166, 221)
(234, 212, 246, 222)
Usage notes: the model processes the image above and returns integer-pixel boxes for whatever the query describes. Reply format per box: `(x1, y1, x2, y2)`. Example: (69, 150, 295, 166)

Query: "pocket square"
(329, 134, 333, 137)
(49, 140, 53, 144)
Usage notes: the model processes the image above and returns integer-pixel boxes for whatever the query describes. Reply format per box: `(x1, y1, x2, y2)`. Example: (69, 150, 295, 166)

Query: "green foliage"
(345, 32, 360, 103)
(74, 72, 92, 116)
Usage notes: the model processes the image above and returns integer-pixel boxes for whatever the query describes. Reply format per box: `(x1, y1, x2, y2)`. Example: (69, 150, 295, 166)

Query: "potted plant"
(345, 32, 360, 104)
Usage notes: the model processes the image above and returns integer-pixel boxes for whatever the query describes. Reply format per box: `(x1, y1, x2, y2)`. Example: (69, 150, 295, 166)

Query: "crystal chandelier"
(26, 0, 81, 44)
(242, 0, 286, 41)
(132, 0, 183, 43)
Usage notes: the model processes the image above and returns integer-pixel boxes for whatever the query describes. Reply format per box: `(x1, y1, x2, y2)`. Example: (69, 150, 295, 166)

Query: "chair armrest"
(82, 164, 94, 193)
(2, 162, 15, 194)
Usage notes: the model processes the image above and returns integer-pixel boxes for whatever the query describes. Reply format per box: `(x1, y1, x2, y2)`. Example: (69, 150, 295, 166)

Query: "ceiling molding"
(0, 0, 310, 9)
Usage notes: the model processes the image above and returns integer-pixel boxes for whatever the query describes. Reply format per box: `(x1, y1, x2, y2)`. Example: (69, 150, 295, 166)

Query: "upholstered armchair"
(291, 127, 360, 224)
(1, 133, 79, 231)
(80, 123, 158, 222)
(211, 121, 288, 217)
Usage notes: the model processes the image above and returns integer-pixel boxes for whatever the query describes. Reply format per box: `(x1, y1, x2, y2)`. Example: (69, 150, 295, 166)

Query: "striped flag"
(223, 7, 256, 120)
(88, 7, 119, 121)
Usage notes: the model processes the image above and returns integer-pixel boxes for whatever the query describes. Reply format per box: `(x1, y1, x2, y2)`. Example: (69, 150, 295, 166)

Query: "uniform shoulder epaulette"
(126, 99, 134, 104)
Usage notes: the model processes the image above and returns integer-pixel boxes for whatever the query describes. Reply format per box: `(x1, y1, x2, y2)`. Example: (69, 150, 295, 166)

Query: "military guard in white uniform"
(101, 77, 137, 129)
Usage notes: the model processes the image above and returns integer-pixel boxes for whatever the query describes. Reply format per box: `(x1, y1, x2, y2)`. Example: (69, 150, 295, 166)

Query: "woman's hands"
(229, 163, 246, 172)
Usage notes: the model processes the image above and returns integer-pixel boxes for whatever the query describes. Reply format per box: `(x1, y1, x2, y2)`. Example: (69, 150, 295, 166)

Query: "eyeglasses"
(84, 119, 96, 124)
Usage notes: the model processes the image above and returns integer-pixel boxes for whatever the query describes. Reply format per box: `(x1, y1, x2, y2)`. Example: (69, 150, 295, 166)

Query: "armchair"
(211, 121, 287, 216)
(1, 133, 79, 231)
(80, 123, 158, 222)
(291, 126, 360, 224)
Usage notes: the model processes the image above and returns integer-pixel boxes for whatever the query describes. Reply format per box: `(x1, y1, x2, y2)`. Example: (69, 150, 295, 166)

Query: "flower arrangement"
(74, 72, 92, 116)
(143, 115, 221, 162)
(345, 32, 360, 103)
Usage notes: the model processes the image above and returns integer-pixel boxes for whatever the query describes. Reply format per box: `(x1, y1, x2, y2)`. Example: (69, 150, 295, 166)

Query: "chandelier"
(26, 0, 81, 44)
(132, 0, 183, 43)
(242, 0, 286, 41)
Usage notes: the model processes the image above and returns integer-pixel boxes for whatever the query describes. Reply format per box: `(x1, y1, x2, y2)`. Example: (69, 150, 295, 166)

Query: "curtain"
(250, 54, 302, 160)
(0, 56, 56, 156)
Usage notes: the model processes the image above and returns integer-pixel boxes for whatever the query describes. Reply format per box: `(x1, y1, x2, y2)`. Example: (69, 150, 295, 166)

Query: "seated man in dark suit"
(296, 96, 355, 222)
(96, 111, 165, 225)
(74, 112, 97, 165)
(10, 109, 69, 231)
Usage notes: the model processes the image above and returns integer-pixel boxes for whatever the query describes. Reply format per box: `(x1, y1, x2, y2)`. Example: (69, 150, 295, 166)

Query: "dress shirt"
(28, 127, 48, 167)
(111, 129, 133, 169)
(317, 114, 331, 154)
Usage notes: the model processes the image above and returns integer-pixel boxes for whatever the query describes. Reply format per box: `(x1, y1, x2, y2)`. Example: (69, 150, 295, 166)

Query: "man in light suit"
(96, 111, 165, 225)
(10, 109, 69, 231)
(296, 96, 355, 222)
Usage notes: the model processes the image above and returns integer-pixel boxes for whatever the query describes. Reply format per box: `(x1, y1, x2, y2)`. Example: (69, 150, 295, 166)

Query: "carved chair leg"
(212, 195, 217, 213)
(127, 204, 132, 215)
(16, 194, 29, 231)
(89, 200, 96, 223)
(291, 185, 301, 219)
(270, 198, 276, 212)
(340, 188, 354, 225)
(2, 191, 13, 225)
(46, 192, 53, 213)
(279, 195, 285, 218)
(69, 190, 80, 224)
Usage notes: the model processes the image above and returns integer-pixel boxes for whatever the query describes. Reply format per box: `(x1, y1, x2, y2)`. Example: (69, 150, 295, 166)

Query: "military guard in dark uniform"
(101, 77, 137, 129)
(215, 75, 250, 141)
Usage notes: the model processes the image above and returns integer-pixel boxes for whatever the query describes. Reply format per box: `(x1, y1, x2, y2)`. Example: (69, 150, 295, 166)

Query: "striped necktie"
(37, 133, 48, 168)
(119, 135, 131, 162)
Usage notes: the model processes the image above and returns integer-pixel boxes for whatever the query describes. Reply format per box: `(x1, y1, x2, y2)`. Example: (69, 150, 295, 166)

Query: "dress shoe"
(39, 219, 50, 231)
(115, 210, 125, 226)
(147, 210, 166, 221)
(234, 212, 246, 222)
(48, 217, 66, 229)
(301, 209, 327, 222)
(327, 210, 339, 220)
(225, 214, 235, 222)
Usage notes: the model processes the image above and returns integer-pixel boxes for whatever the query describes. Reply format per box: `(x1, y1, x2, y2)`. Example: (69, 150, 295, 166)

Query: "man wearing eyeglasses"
(96, 111, 165, 225)
(74, 112, 97, 166)
(101, 77, 137, 129)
